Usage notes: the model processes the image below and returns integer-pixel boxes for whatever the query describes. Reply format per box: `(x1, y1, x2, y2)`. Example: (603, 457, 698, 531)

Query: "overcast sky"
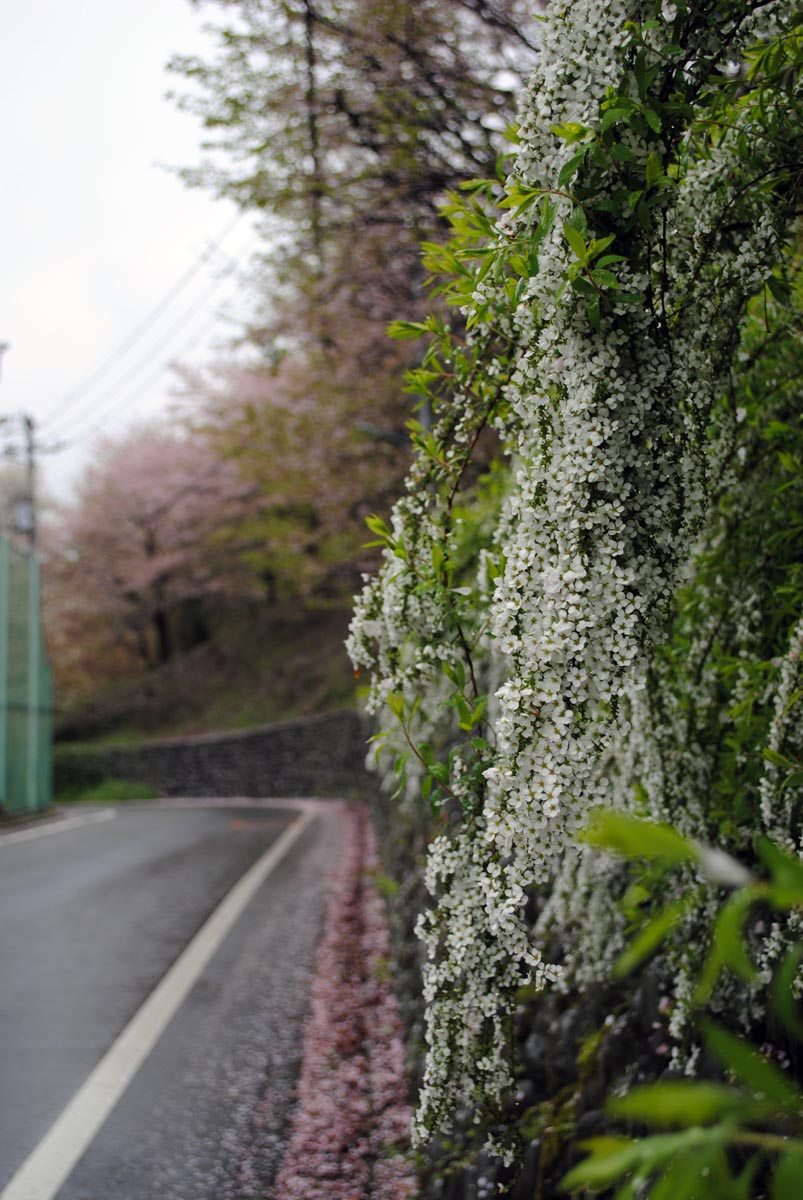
(0, 0, 257, 501)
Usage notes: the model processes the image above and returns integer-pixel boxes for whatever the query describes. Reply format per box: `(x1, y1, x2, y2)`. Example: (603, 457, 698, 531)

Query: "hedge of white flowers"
(349, 0, 803, 1150)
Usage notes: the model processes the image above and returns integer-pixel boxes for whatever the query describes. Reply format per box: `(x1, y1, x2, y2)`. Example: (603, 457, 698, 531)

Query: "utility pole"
(23, 414, 36, 550)
(0, 345, 37, 548)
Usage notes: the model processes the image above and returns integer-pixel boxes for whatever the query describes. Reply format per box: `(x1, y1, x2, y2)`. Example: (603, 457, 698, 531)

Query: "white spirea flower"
(348, 0, 794, 1143)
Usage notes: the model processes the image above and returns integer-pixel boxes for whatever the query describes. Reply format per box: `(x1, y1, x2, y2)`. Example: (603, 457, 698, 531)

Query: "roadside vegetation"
(346, 1, 803, 1194)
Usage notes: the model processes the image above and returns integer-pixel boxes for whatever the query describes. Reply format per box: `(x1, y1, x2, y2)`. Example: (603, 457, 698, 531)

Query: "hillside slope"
(55, 604, 359, 745)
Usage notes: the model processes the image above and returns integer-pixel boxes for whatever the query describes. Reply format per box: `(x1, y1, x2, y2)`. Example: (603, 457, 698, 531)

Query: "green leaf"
(563, 223, 589, 263)
(587, 234, 616, 260)
(615, 895, 696, 978)
(387, 692, 405, 720)
(773, 945, 803, 1041)
(570, 275, 597, 297)
(607, 1081, 747, 1127)
(693, 890, 759, 1005)
(645, 150, 663, 188)
(767, 274, 792, 305)
(756, 836, 803, 908)
(386, 319, 431, 340)
(581, 810, 697, 866)
(601, 107, 632, 132)
(551, 121, 590, 144)
(733, 1156, 763, 1200)
(561, 1129, 718, 1192)
(365, 513, 391, 539)
(644, 107, 662, 134)
(429, 788, 443, 815)
(610, 142, 638, 162)
(560, 1137, 642, 1190)
(702, 1021, 803, 1109)
(419, 741, 435, 767)
(558, 147, 588, 187)
(568, 204, 588, 234)
(763, 747, 799, 770)
(773, 1151, 803, 1200)
(648, 1146, 732, 1200)
(636, 199, 652, 231)
(428, 761, 449, 784)
(591, 268, 622, 289)
(772, 1159, 795, 1200)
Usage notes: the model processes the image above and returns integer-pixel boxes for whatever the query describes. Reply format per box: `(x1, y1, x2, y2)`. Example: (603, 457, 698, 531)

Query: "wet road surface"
(0, 801, 334, 1199)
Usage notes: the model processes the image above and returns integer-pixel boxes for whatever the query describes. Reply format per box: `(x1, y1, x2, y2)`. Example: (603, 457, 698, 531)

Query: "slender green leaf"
(562, 1129, 719, 1192)
(772, 1151, 803, 1200)
(702, 1021, 803, 1109)
(693, 889, 759, 1005)
(581, 810, 697, 866)
(608, 1081, 748, 1127)
(763, 747, 799, 770)
(563, 223, 589, 262)
(648, 1145, 732, 1200)
(601, 107, 632, 131)
(614, 895, 694, 978)
(772, 944, 803, 1041)
(756, 836, 803, 907)
(558, 147, 589, 186)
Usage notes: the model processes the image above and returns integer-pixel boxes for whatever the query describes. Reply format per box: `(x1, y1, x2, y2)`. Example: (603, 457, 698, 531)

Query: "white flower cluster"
(760, 613, 803, 844)
(349, 0, 796, 1143)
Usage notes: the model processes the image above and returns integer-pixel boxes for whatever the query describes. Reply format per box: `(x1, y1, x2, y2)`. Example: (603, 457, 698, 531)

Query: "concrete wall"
(55, 711, 374, 799)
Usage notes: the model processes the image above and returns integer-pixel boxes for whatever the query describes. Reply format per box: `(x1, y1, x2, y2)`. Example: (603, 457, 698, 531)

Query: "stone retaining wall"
(55, 711, 374, 799)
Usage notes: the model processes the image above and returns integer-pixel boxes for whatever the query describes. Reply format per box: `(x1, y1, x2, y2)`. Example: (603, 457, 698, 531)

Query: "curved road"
(0, 800, 335, 1200)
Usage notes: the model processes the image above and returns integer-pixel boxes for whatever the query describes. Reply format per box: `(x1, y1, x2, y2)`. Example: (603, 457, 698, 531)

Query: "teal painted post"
(27, 551, 40, 812)
(0, 539, 7, 811)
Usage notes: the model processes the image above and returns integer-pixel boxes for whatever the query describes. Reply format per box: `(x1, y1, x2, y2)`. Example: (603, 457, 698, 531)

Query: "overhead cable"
(40, 209, 246, 432)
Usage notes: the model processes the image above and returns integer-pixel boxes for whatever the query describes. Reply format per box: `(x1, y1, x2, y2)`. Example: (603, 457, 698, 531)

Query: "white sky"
(0, 0, 258, 502)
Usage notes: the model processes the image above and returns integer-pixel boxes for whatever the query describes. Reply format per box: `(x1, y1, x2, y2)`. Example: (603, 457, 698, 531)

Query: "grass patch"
(57, 778, 159, 804)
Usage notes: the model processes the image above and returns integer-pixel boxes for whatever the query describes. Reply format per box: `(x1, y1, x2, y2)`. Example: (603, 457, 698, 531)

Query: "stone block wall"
(55, 711, 374, 800)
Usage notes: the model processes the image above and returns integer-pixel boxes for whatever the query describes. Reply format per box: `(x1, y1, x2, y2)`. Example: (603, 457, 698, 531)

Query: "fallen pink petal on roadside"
(269, 803, 417, 1200)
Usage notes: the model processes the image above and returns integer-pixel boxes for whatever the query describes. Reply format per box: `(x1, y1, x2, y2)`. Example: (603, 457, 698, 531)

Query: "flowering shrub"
(349, 0, 803, 1153)
(565, 811, 803, 1199)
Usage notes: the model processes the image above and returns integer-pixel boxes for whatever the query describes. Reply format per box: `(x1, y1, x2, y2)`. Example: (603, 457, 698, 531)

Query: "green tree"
(170, 0, 540, 598)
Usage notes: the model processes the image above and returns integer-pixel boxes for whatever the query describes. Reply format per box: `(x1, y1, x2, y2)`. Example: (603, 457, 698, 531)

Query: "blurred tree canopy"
(164, 0, 541, 596)
(43, 1, 542, 708)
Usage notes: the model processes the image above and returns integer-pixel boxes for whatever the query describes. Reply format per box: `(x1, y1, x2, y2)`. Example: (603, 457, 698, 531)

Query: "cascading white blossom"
(349, 0, 798, 1147)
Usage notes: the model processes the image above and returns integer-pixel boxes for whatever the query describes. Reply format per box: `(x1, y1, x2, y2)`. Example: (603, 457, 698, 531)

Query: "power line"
(43, 233, 257, 439)
(40, 210, 246, 432)
(40, 306, 231, 453)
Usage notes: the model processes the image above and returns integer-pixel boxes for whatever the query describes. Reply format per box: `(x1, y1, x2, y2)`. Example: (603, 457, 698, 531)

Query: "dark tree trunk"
(153, 605, 172, 666)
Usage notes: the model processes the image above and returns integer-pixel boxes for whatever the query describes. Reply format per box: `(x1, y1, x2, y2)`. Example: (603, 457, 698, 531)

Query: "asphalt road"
(0, 801, 333, 1200)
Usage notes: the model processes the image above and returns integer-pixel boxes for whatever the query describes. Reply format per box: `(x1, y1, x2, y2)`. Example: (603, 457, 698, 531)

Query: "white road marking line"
(0, 809, 117, 847)
(0, 807, 315, 1200)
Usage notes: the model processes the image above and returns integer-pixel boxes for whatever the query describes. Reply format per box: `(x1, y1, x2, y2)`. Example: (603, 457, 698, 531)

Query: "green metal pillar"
(27, 550, 39, 812)
(0, 538, 7, 811)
